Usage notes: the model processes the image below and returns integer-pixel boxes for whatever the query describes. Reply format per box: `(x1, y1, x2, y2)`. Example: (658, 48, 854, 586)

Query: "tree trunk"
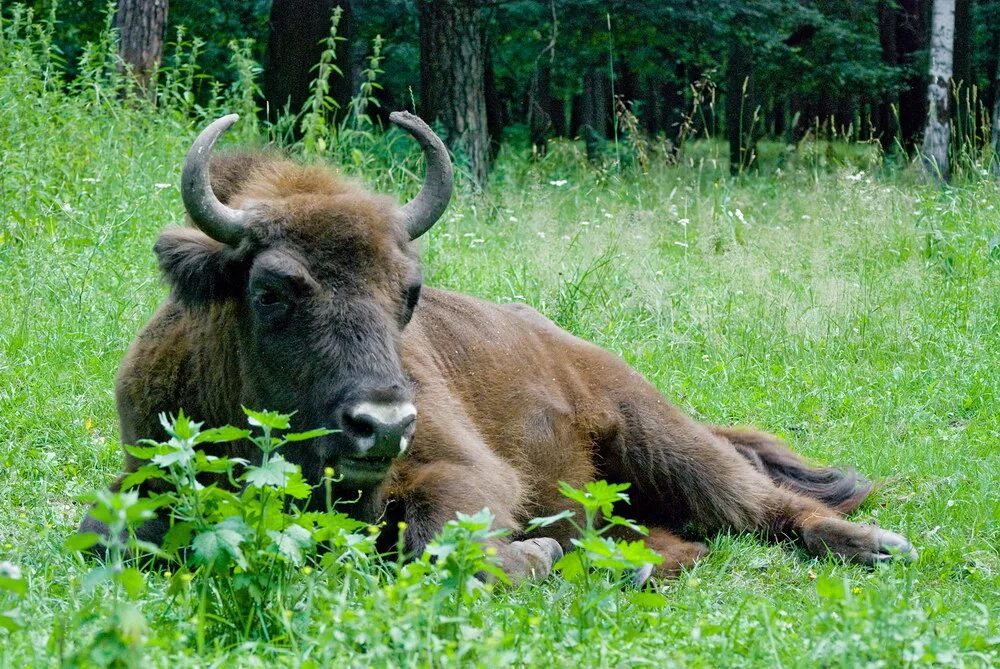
(578, 67, 610, 161)
(922, 0, 955, 181)
(877, 0, 900, 151)
(726, 35, 757, 176)
(952, 0, 972, 152)
(419, 0, 491, 185)
(264, 0, 354, 126)
(992, 35, 1000, 176)
(898, 0, 931, 153)
(528, 60, 553, 155)
(116, 0, 168, 93)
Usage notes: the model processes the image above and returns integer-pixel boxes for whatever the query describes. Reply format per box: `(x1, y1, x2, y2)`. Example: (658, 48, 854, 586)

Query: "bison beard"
(80, 114, 917, 581)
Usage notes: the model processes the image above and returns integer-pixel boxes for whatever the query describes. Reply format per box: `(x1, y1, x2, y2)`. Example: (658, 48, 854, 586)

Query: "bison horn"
(389, 111, 454, 240)
(181, 114, 248, 246)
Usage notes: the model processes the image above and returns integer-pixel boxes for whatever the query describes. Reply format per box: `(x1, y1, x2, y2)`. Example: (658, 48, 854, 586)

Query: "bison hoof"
(804, 518, 918, 565)
(507, 538, 563, 580)
(633, 562, 655, 587)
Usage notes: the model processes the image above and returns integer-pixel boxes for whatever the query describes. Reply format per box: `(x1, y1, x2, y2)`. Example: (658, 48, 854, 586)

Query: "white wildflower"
(549, 179, 567, 187)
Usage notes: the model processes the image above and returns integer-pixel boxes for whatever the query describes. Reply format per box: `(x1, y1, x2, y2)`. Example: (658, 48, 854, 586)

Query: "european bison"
(81, 112, 916, 580)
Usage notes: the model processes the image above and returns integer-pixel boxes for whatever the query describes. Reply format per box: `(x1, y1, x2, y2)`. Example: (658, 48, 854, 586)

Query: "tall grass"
(0, 4, 998, 667)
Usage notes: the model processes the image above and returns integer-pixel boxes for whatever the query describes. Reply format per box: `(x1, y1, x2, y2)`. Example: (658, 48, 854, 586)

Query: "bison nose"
(340, 401, 417, 458)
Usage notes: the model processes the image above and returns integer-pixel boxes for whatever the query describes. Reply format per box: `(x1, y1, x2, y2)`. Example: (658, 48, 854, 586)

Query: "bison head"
(154, 112, 452, 491)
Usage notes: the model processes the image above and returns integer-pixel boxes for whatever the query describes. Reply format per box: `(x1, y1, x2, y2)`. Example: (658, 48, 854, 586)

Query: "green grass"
(1, 12, 999, 669)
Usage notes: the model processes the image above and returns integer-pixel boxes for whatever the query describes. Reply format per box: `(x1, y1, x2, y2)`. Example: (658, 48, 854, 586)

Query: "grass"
(1, 9, 999, 668)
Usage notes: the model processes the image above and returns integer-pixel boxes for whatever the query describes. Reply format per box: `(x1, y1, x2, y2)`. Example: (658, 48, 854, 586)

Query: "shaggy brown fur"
(81, 153, 916, 580)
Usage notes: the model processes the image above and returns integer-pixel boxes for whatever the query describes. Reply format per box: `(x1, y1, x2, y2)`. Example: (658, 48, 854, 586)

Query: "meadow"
(0, 10, 998, 668)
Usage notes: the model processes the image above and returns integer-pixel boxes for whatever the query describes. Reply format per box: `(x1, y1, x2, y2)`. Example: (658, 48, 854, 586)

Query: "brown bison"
(82, 112, 916, 580)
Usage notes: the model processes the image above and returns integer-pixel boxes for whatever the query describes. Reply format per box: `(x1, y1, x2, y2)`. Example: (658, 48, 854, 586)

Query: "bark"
(726, 36, 757, 175)
(877, 0, 900, 151)
(116, 0, 168, 93)
(528, 60, 553, 154)
(264, 0, 354, 126)
(952, 0, 972, 152)
(419, 0, 491, 185)
(992, 34, 1000, 176)
(898, 0, 931, 152)
(578, 67, 610, 161)
(921, 0, 955, 181)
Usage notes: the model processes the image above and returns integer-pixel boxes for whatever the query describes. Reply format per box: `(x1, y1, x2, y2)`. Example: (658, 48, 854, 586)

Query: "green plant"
(528, 481, 665, 632)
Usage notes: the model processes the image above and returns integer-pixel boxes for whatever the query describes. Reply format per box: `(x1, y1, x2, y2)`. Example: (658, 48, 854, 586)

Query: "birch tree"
(922, 0, 955, 181)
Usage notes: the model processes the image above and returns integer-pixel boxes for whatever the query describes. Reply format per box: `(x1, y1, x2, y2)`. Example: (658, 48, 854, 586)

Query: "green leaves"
(242, 454, 297, 488)
(0, 561, 27, 630)
(193, 516, 251, 570)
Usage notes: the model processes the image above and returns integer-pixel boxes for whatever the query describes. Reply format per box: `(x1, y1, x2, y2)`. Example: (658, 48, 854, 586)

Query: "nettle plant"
(527, 481, 668, 626)
(72, 409, 374, 644)
(67, 411, 663, 649)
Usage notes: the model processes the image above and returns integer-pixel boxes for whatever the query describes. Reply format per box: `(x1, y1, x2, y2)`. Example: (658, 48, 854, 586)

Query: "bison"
(81, 112, 916, 580)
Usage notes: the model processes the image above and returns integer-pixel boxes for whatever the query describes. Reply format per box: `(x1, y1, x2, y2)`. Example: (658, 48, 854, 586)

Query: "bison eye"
(251, 285, 293, 322)
(255, 288, 283, 307)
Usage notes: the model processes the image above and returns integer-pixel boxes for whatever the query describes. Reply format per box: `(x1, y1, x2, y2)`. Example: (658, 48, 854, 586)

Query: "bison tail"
(713, 427, 873, 514)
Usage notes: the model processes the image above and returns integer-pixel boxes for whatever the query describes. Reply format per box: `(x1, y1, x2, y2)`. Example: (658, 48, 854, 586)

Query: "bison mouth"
(336, 454, 396, 485)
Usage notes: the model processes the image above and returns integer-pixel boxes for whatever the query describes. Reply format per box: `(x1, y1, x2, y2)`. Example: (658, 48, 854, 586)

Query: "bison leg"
(388, 458, 563, 581)
(603, 395, 917, 565)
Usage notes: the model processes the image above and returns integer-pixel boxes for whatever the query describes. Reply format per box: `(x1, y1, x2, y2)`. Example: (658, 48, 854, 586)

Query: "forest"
(41, 0, 1000, 181)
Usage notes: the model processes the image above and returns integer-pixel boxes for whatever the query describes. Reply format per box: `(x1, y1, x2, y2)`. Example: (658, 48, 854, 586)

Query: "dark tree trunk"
(264, 0, 354, 125)
(726, 37, 757, 175)
(528, 60, 553, 154)
(877, 0, 900, 151)
(419, 0, 491, 185)
(897, 0, 931, 153)
(578, 67, 610, 161)
(483, 32, 503, 161)
(952, 0, 972, 151)
(116, 0, 168, 93)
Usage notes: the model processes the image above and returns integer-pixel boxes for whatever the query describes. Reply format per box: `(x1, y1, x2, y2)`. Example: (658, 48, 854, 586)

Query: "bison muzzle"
(80, 112, 917, 581)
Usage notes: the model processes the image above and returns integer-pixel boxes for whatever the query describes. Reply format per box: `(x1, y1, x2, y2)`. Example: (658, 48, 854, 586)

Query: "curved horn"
(389, 111, 454, 240)
(180, 114, 248, 246)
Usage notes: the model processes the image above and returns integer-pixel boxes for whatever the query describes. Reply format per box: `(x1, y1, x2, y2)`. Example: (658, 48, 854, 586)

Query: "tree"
(418, 0, 491, 185)
(116, 0, 169, 92)
(922, 0, 955, 180)
(263, 0, 354, 126)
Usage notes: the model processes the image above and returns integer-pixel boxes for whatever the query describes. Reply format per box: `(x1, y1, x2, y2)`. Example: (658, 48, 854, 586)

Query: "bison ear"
(154, 227, 249, 307)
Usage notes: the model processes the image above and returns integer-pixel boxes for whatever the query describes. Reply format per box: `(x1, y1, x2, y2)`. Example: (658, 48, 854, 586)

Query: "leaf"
(617, 540, 664, 567)
(267, 524, 313, 565)
(0, 611, 22, 631)
(162, 521, 196, 554)
(193, 517, 251, 569)
(80, 566, 114, 592)
(283, 470, 313, 500)
(631, 591, 668, 610)
(242, 407, 292, 430)
(123, 444, 159, 460)
(196, 425, 251, 444)
(283, 427, 337, 442)
(242, 454, 297, 488)
(115, 567, 145, 600)
(553, 550, 585, 582)
(525, 509, 575, 532)
(64, 532, 101, 553)
(119, 464, 166, 490)
(312, 511, 367, 541)
(0, 575, 27, 598)
(606, 515, 647, 535)
(815, 574, 846, 602)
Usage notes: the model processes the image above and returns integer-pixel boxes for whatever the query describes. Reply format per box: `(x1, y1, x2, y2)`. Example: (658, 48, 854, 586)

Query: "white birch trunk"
(922, 0, 955, 181)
